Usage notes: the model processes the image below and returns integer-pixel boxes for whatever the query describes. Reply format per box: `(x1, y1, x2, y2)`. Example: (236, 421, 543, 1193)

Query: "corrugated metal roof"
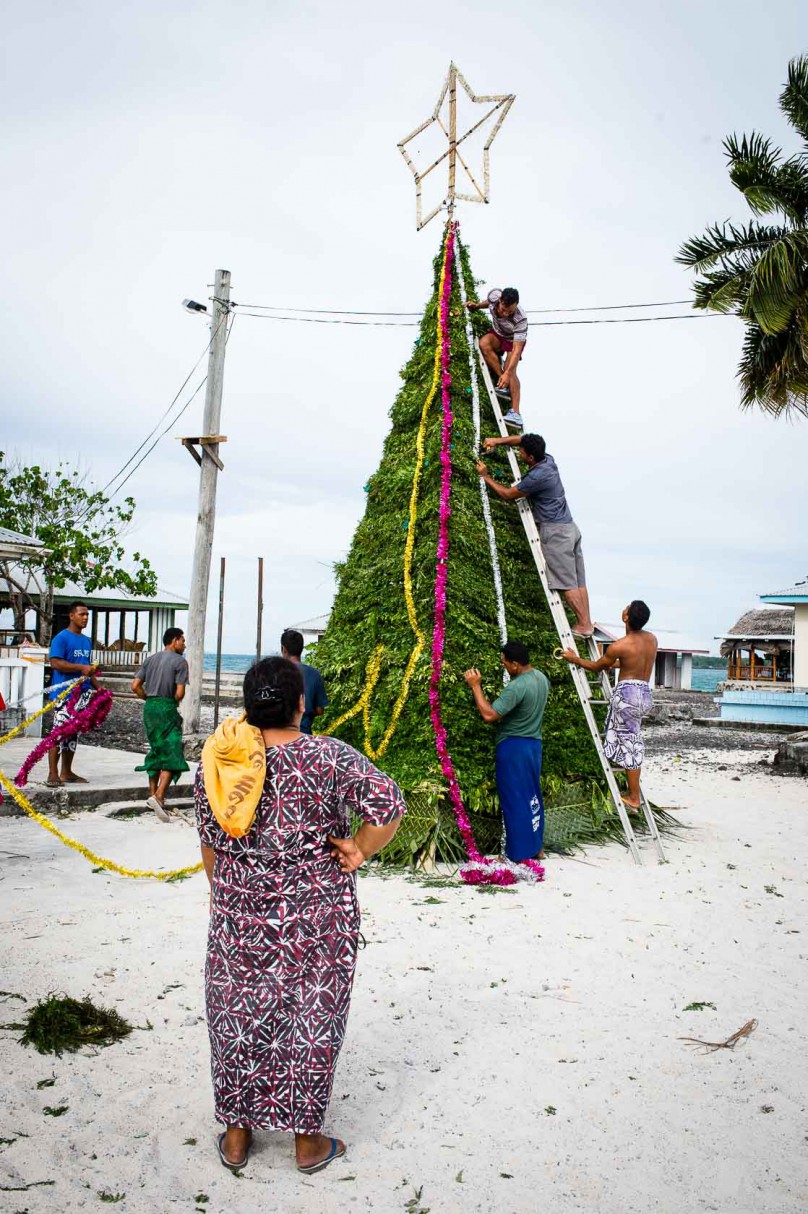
(0, 526, 44, 547)
(287, 614, 330, 631)
(0, 565, 188, 610)
(760, 576, 808, 601)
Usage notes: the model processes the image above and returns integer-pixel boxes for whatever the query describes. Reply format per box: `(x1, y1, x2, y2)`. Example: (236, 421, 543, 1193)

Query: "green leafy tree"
(677, 55, 808, 418)
(312, 228, 628, 861)
(0, 453, 157, 644)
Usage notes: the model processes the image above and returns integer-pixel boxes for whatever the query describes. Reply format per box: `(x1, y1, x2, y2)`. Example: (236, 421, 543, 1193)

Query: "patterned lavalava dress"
(195, 733, 405, 1134)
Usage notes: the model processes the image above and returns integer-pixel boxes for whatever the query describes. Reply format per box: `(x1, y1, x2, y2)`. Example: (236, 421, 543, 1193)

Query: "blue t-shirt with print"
(49, 629, 93, 699)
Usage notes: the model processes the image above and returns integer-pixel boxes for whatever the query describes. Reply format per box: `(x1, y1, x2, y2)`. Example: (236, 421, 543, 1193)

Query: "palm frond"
(676, 220, 787, 272)
(746, 234, 805, 332)
(780, 54, 808, 146)
(725, 132, 787, 215)
(738, 318, 808, 417)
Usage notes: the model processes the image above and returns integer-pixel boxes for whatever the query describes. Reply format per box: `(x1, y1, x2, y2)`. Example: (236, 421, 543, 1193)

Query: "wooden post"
(213, 556, 226, 729)
(256, 556, 264, 662)
(183, 268, 231, 735)
(447, 63, 457, 221)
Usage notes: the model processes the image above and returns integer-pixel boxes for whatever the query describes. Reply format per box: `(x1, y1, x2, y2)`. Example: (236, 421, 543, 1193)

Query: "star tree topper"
(398, 63, 515, 230)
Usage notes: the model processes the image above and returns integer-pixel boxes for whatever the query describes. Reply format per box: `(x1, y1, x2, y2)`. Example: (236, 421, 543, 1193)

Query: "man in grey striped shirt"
(465, 286, 528, 428)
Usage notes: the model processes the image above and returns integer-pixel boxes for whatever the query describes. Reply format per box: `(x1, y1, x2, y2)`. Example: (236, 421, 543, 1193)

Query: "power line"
(234, 297, 695, 317)
(97, 313, 229, 500)
(73, 313, 234, 526)
(235, 309, 730, 328)
(105, 314, 237, 506)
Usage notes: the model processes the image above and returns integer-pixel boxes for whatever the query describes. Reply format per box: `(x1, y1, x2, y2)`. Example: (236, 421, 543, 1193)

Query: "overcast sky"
(3, 0, 806, 654)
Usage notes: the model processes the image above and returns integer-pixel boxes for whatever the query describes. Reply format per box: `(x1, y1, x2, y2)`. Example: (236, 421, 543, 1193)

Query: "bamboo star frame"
(398, 63, 515, 230)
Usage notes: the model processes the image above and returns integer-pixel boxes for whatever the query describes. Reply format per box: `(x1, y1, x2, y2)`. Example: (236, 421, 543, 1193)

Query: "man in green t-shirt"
(464, 640, 549, 862)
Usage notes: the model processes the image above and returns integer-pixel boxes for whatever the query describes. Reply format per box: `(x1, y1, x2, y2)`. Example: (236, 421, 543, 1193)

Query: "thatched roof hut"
(719, 607, 794, 658)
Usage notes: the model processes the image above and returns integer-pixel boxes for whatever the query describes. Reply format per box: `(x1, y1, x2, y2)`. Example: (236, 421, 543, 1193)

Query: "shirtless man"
(562, 600, 657, 811)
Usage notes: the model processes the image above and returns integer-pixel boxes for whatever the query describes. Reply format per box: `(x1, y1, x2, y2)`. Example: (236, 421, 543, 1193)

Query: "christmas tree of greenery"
(313, 223, 622, 861)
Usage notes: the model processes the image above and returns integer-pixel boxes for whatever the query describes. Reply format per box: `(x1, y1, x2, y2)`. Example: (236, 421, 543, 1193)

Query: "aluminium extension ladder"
(476, 343, 665, 865)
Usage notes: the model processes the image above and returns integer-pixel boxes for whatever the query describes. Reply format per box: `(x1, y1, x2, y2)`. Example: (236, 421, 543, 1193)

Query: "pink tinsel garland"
(428, 224, 543, 888)
(8, 684, 114, 798)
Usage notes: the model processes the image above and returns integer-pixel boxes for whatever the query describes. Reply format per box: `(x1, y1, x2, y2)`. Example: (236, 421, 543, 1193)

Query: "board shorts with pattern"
(51, 688, 94, 753)
(603, 679, 653, 770)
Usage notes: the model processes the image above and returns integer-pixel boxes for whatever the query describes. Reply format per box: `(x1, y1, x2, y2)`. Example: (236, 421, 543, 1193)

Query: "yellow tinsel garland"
(320, 229, 450, 759)
(0, 770, 203, 881)
(0, 670, 202, 881)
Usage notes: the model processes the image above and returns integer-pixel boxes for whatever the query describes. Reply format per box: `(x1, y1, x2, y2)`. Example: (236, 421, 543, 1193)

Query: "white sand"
(1, 744, 806, 1214)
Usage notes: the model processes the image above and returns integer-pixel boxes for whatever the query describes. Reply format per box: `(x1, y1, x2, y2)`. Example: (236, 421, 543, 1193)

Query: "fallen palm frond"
(679, 1017, 758, 1052)
(18, 994, 133, 1056)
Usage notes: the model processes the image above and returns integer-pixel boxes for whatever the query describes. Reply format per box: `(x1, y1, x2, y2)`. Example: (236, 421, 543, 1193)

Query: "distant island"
(692, 655, 727, 670)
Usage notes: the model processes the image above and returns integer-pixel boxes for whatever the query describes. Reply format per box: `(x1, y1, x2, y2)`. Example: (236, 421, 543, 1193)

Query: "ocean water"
(691, 667, 726, 693)
(204, 653, 260, 674)
(205, 653, 728, 693)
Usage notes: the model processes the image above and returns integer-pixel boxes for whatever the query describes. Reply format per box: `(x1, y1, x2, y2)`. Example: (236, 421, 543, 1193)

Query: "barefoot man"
(465, 286, 527, 429)
(478, 432, 594, 637)
(562, 601, 657, 811)
(464, 641, 549, 863)
(46, 601, 100, 787)
(131, 627, 190, 821)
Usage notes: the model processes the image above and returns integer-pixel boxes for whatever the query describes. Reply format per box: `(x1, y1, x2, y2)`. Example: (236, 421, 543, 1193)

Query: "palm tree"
(677, 55, 808, 418)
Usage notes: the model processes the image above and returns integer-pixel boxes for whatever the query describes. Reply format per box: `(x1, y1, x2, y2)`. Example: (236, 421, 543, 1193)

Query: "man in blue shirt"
(477, 432, 594, 637)
(280, 628, 328, 735)
(47, 601, 101, 786)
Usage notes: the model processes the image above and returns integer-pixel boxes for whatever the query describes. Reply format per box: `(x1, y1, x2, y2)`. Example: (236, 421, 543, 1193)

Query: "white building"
(594, 623, 708, 690)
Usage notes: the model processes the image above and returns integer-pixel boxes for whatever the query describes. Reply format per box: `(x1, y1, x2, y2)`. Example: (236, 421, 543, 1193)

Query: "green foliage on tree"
(312, 230, 621, 859)
(677, 55, 808, 418)
(0, 453, 157, 643)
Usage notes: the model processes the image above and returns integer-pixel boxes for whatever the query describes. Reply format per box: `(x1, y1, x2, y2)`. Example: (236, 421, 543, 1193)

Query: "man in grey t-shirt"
(131, 628, 190, 820)
(465, 286, 528, 429)
(476, 432, 594, 637)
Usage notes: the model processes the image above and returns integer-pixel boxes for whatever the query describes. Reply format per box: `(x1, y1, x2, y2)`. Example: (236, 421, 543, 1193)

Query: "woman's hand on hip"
(328, 835, 366, 874)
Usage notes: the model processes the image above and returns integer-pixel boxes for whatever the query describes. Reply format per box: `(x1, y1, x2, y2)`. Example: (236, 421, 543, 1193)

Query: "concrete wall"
(720, 689, 808, 725)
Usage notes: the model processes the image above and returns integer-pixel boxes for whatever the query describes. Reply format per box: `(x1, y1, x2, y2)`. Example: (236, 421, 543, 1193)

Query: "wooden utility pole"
(256, 556, 264, 662)
(183, 268, 231, 735)
(213, 556, 226, 729)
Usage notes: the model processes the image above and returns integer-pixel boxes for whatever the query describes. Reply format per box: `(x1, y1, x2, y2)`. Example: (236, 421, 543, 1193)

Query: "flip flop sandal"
(146, 795, 171, 823)
(297, 1138, 346, 1175)
(45, 778, 63, 788)
(217, 1131, 250, 1171)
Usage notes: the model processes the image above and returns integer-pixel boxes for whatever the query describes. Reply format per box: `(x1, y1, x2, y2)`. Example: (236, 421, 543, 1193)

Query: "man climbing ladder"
(562, 601, 657, 814)
(465, 286, 527, 429)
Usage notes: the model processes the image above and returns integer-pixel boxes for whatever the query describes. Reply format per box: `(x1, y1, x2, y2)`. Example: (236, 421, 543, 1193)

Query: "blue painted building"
(717, 577, 808, 727)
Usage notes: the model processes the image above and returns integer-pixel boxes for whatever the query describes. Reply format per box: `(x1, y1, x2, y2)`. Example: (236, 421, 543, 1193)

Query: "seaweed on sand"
(18, 994, 133, 1056)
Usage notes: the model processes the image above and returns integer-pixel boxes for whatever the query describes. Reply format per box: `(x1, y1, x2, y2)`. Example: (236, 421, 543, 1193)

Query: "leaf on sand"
(43, 1105, 68, 1117)
(680, 1017, 758, 1053)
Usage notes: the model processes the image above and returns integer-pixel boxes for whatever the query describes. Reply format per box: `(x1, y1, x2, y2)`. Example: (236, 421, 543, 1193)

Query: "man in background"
(131, 627, 190, 821)
(464, 641, 549, 863)
(465, 285, 528, 429)
(46, 601, 100, 787)
(280, 628, 328, 734)
(562, 601, 657, 811)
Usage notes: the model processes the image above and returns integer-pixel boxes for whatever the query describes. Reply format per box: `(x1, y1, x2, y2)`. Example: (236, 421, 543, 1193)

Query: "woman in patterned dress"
(195, 656, 405, 1174)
